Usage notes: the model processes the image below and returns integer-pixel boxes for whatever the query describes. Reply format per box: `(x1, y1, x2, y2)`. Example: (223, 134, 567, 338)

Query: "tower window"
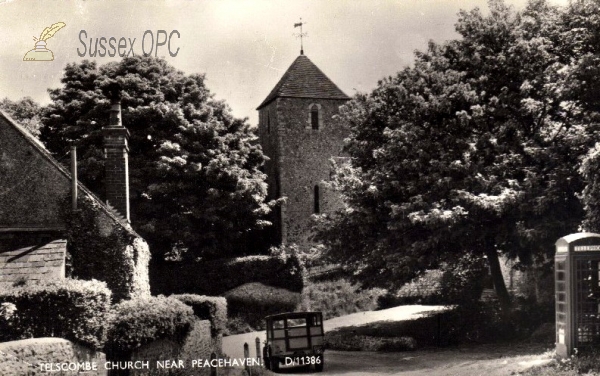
(308, 103, 322, 130)
(267, 114, 271, 134)
(314, 185, 320, 214)
(311, 108, 319, 130)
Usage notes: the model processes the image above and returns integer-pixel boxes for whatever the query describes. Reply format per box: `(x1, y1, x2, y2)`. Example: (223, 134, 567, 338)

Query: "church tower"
(257, 53, 350, 246)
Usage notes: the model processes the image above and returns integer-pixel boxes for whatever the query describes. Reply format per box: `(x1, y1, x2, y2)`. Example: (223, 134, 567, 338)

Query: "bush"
(325, 332, 416, 352)
(171, 294, 227, 335)
(151, 252, 304, 296)
(224, 283, 301, 331)
(377, 255, 487, 309)
(299, 279, 385, 319)
(0, 279, 112, 349)
(327, 302, 522, 350)
(105, 296, 195, 357)
(438, 255, 487, 305)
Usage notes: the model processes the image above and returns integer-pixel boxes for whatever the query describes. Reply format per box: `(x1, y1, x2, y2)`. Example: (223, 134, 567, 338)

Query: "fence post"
(243, 342, 250, 375)
(210, 352, 218, 376)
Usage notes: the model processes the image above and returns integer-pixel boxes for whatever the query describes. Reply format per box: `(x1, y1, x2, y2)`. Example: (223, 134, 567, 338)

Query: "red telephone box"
(555, 233, 600, 358)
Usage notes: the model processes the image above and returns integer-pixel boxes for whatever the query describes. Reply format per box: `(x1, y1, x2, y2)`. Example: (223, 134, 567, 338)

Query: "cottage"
(0, 101, 150, 300)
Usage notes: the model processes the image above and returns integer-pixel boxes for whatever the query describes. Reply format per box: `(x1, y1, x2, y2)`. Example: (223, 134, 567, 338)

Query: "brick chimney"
(102, 87, 130, 223)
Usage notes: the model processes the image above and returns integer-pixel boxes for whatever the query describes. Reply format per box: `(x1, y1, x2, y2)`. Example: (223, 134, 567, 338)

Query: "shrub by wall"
(0, 279, 112, 350)
(171, 294, 227, 335)
(151, 252, 304, 296)
(62, 194, 151, 302)
(105, 295, 195, 358)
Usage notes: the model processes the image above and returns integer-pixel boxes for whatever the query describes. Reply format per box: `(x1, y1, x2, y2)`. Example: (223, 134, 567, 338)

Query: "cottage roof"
(0, 110, 138, 237)
(257, 54, 350, 110)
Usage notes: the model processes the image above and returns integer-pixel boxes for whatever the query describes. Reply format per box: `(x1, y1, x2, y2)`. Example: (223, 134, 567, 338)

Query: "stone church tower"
(257, 53, 350, 246)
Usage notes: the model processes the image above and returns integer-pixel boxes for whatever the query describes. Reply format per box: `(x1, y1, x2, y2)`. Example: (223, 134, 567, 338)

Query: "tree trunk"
(484, 247, 512, 311)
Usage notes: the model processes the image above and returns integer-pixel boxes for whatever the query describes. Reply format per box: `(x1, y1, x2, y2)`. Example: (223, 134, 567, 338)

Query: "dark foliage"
(0, 279, 112, 350)
(105, 296, 195, 358)
(40, 56, 275, 261)
(171, 294, 227, 335)
(151, 253, 304, 296)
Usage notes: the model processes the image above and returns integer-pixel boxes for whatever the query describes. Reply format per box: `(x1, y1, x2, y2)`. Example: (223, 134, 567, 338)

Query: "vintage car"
(263, 311, 325, 372)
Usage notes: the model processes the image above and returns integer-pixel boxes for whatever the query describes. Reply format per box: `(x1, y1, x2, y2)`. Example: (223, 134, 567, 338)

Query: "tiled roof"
(257, 54, 350, 110)
(0, 239, 67, 286)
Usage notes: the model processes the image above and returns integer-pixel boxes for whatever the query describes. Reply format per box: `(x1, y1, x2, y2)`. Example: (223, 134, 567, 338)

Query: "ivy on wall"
(61, 194, 150, 301)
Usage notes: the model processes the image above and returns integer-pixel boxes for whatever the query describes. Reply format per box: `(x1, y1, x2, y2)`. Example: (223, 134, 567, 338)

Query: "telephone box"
(555, 233, 600, 358)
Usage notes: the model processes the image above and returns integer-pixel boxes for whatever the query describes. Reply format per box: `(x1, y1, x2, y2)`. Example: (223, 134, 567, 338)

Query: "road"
(222, 306, 552, 375)
(222, 305, 446, 360)
(268, 346, 551, 376)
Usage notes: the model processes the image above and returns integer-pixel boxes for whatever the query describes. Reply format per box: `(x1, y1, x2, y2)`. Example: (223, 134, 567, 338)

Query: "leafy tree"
(41, 56, 274, 260)
(315, 0, 600, 310)
(0, 97, 43, 136)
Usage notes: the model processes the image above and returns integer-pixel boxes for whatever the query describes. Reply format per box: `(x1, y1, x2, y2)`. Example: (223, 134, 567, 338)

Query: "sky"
(0, 0, 569, 126)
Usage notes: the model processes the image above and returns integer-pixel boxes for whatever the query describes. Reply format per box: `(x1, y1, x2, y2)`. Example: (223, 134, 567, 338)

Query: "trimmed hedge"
(171, 294, 227, 335)
(151, 253, 304, 296)
(0, 279, 112, 350)
(225, 282, 301, 330)
(105, 296, 195, 358)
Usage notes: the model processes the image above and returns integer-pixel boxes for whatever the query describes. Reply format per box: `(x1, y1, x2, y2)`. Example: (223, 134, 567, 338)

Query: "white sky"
(0, 0, 569, 126)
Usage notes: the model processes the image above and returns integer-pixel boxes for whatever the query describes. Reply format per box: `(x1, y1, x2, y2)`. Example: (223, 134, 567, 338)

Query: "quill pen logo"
(23, 22, 66, 61)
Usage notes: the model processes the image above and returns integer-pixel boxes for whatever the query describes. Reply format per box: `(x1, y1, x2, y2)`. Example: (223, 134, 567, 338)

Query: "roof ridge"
(257, 55, 350, 110)
(0, 110, 138, 237)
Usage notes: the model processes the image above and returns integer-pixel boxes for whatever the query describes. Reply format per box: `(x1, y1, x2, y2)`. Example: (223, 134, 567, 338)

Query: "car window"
(287, 318, 307, 327)
(272, 319, 285, 329)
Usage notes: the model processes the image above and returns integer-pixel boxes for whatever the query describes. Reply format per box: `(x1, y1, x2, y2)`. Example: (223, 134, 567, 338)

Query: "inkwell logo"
(23, 22, 66, 61)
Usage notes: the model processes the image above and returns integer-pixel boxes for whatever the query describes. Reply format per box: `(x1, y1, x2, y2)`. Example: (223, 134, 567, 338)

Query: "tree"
(315, 0, 600, 310)
(0, 97, 43, 136)
(41, 56, 274, 261)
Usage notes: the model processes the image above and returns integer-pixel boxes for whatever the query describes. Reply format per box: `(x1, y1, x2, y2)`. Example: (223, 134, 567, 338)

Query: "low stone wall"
(129, 319, 219, 376)
(0, 337, 106, 376)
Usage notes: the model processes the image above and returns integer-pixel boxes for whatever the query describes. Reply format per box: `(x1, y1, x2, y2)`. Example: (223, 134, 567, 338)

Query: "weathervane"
(294, 18, 307, 55)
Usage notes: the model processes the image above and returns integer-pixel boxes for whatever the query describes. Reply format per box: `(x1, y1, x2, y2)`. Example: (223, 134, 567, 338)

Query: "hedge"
(105, 296, 195, 358)
(171, 294, 227, 335)
(0, 279, 112, 349)
(224, 282, 301, 330)
(151, 253, 304, 296)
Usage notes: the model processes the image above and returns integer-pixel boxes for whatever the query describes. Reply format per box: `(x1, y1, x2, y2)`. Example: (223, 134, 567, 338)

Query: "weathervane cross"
(294, 18, 307, 55)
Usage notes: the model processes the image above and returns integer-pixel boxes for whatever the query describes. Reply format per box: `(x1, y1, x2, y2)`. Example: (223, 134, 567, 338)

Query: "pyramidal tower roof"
(257, 54, 350, 110)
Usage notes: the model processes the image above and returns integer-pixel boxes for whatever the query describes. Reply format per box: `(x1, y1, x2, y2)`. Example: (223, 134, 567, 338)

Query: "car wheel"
(270, 357, 279, 372)
(263, 347, 270, 370)
(315, 355, 324, 372)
